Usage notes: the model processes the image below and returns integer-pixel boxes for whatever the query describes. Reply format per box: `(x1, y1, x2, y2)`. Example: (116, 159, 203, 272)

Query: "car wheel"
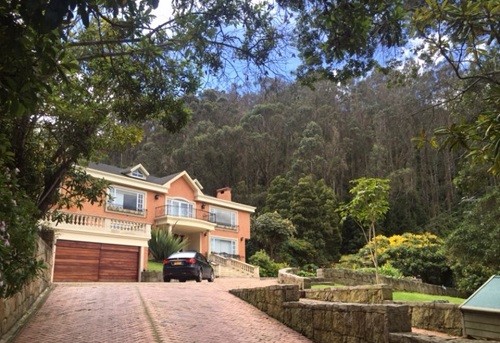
(196, 268, 203, 282)
(164, 277, 171, 283)
(179, 279, 186, 283)
(208, 270, 215, 282)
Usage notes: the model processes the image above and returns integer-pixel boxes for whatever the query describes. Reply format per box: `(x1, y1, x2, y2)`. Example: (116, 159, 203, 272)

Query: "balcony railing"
(154, 205, 239, 230)
(43, 212, 151, 237)
(155, 205, 215, 221)
(106, 204, 147, 217)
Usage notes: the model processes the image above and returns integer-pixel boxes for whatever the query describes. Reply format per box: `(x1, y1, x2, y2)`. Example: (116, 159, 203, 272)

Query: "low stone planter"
(141, 271, 162, 282)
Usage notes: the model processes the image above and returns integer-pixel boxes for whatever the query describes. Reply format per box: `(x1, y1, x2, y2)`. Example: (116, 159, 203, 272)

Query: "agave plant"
(148, 228, 189, 261)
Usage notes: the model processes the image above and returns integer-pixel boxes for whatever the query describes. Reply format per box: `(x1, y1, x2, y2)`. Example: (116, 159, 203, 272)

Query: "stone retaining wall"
(1, 235, 53, 338)
(304, 284, 393, 303)
(398, 302, 463, 336)
(230, 284, 411, 343)
(278, 268, 312, 290)
(319, 268, 466, 298)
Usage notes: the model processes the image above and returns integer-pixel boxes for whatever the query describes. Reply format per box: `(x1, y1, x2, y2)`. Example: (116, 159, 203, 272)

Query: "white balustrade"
(44, 212, 151, 237)
(210, 253, 259, 277)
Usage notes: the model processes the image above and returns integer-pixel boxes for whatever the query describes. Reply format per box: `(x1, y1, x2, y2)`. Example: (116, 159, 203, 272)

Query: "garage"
(53, 240, 140, 282)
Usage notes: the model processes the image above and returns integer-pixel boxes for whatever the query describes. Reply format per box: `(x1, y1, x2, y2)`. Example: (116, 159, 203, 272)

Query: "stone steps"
(216, 265, 256, 278)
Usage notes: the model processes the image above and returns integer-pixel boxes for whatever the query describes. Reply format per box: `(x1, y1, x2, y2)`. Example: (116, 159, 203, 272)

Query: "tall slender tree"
(338, 178, 391, 284)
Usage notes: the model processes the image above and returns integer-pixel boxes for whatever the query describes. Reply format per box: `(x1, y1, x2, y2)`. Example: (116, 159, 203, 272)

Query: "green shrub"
(249, 250, 288, 277)
(295, 263, 319, 277)
(148, 228, 189, 261)
(378, 262, 404, 278)
(0, 166, 45, 298)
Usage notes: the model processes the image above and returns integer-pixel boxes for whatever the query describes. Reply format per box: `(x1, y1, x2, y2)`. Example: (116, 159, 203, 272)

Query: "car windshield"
(168, 252, 196, 259)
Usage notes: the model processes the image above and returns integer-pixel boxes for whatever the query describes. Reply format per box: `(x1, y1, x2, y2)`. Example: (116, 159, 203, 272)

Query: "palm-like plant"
(148, 228, 189, 261)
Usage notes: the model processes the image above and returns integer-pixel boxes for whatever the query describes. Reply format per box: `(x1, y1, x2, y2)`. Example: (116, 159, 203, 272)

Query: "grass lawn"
(393, 292, 465, 304)
(311, 284, 465, 304)
(148, 260, 163, 272)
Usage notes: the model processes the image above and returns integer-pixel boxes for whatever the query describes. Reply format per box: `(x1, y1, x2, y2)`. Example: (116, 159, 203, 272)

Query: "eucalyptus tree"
(278, 0, 500, 174)
(240, 102, 291, 187)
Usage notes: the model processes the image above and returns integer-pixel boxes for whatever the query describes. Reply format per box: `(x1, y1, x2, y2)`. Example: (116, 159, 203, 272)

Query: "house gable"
(163, 171, 204, 199)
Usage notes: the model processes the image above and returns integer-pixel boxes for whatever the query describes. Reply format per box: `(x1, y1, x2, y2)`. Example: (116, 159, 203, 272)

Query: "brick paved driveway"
(13, 278, 312, 343)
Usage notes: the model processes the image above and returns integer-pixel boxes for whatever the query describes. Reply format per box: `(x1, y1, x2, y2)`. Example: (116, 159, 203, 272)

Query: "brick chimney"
(216, 187, 232, 201)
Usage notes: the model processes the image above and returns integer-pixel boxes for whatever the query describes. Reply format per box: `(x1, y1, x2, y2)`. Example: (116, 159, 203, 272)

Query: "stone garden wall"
(230, 284, 412, 343)
(399, 302, 463, 336)
(319, 268, 466, 298)
(0, 235, 53, 339)
(278, 268, 312, 289)
(303, 284, 393, 303)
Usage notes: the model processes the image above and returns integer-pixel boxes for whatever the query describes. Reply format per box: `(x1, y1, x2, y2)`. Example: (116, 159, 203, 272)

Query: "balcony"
(154, 205, 217, 234)
(42, 212, 151, 239)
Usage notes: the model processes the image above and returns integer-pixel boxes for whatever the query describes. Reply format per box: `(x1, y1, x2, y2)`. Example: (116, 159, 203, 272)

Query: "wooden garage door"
(54, 240, 139, 282)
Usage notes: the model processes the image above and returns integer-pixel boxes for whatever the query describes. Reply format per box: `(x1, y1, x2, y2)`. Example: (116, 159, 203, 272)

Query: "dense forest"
(103, 63, 498, 293)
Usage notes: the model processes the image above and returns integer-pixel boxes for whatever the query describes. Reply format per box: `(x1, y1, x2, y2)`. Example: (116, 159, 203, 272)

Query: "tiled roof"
(87, 162, 180, 185)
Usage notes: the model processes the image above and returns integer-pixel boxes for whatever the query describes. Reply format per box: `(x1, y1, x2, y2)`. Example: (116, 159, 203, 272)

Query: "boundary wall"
(1, 235, 53, 339)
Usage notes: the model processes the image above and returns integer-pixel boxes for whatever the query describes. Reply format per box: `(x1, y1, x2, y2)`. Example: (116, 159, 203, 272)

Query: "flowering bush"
(355, 233, 451, 285)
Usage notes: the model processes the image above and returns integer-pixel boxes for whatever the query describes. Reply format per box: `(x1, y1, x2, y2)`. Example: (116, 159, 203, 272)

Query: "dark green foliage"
(248, 250, 287, 277)
(263, 176, 294, 218)
(251, 212, 295, 261)
(340, 218, 365, 255)
(445, 188, 500, 294)
(290, 176, 342, 265)
(0, 162, 45, 298)
(258, 175, 342, 267)
(295, 263, 318, 277)
(148, 229, 189, 262)
(387, 244, 451, 286)
(280, 238, 317, 267)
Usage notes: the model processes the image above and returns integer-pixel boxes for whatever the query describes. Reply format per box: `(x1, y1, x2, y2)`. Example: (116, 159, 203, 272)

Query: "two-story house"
(45, 162, 256, 282)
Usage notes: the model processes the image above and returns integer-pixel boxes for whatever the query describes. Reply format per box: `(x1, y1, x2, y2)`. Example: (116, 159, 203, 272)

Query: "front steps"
(209, 254, 260, 278)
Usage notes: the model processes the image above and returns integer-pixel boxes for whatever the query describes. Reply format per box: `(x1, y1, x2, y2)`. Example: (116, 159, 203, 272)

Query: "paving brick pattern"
(13, 279, 312, 343)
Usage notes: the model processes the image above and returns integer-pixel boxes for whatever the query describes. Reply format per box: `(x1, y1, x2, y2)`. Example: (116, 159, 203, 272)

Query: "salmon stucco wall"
(167, 177, 196, 201)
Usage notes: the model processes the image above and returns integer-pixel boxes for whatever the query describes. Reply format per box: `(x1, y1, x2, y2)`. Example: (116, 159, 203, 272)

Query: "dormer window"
(131, 169, 146, 179)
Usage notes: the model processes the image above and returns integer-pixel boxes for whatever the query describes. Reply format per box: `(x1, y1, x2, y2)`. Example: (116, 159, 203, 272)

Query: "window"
(211, 237, 237, 256)
(210, 207, 237, 228)
(167, 199, 194, 218)
(130, 169, 145, 179)
(107, 187, 145, 215)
